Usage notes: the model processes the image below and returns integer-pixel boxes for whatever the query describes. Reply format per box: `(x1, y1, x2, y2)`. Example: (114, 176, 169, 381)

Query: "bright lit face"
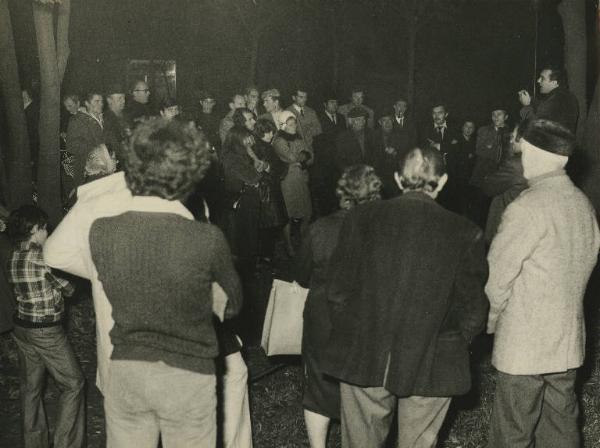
(379, 116, 393, 132)
(284, 117, 297, 134)
(201, 98, 216, 113)
(325, 100, 338, 114)
(63, 97, 80, 115)
(230, 95, 246, 111)
(107, 94, 125, 114)
(160, 105, 180, 121)
(349, 116, 366, 132)
(491, 110, 508, 128)
(293, 91, 308, 107)
(262, 130, 274, 143)
(351, 91, 364, 105)
(393, 100, 408, 116)
(85, 95, 104, 115)
(245, 89, 259, 108)
(462, 121, 476, 137)
(31, 224, 48, 246)
(432, 106, 447, 126)
(537, 69, 559, 94)
(132, 82, 150, 104)
(263, 96, 278, 113)
(243, 112, 256, 131)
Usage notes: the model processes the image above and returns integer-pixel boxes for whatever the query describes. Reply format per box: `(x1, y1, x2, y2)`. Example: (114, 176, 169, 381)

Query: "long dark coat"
(322, 192, 489, 397)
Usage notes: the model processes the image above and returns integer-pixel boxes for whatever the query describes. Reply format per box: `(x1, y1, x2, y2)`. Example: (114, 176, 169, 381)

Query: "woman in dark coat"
(253, 119, 288, 262)
(293, 165, 382, 448)
(221, 126, 262, 266)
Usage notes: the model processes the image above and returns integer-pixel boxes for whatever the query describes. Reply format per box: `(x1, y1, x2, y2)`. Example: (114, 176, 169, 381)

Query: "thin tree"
(33, 0, 70, 225)
(388, 0, 466, 105)
(0, 0, 33, 207)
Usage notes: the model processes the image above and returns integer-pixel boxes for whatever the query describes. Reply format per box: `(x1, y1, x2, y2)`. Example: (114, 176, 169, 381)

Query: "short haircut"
(130, 79, 147, 92)
(336, 164, 382, 207)
(255, 118, 277, 139)
(350, 86, 365, 95)
(229, 92, 245, 104)
(431, 103, 447, 112)
(7, 205, 48, 244)
(159, 97, 178, 111)
(85, 91, 103, 103)
(123, 118, 212, 200)
(399, 147, 446, 193)
(62, 93, 79, 103)
(542, 66, 567, 86)
(292, 87, 307, 96)
(232, 108, 254, 128)
(244, 86, 259, 96)
(85, 144, 116, 178)
(261, 89, 281, 101)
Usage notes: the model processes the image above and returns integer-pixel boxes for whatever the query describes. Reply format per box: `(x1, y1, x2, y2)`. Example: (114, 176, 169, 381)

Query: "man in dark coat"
(333, 107, 377, 172)
(323, 146, 488, 448)
(311, 96, 346, 217)
(103, 84, 130, 159)
(518, 66, 579, 133)
(391, 97, 418, 153)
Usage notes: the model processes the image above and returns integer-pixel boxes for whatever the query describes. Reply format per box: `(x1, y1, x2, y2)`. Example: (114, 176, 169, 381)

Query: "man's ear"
(435, 173, 449, 194)
(394, 172, 404, 191)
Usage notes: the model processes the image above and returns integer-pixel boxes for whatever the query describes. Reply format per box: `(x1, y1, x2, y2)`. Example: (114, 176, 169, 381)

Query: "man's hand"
(518, 90, 531, 106)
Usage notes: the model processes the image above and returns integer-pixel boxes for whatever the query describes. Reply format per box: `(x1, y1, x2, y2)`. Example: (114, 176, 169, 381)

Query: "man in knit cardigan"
(486, 119, 600, 447)
(88, 119, 242, 447)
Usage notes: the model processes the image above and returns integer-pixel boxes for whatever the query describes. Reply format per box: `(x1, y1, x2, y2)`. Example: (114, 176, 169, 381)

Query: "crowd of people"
(0, 63, 598, 448)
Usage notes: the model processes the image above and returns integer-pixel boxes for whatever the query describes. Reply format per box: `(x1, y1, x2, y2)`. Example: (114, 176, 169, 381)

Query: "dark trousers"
(12, 325, 85, 448)
(488, 369, 579, 448)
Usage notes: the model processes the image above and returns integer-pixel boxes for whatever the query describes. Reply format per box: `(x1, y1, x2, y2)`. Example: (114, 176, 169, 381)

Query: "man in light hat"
(486, 118, 600, 447)
(259, 88, 284, 130)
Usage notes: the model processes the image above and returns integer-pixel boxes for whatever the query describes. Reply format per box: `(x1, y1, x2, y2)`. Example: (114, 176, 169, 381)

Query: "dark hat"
(198, 90, 215, 101)
(105, 83, 125, 96)
(521, 118, 575, 157)
(347, 107, 368, 119)
(322, 92, 339, 102)
(377, 108, 395, 121)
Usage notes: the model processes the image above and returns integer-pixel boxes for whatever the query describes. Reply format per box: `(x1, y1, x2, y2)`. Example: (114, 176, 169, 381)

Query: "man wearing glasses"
(125, 79, 156, 125)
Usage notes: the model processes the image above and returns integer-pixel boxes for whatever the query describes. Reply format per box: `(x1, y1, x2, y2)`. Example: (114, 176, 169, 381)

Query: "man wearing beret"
(486, 118, 600, 447)
(333, 107, 376, 173)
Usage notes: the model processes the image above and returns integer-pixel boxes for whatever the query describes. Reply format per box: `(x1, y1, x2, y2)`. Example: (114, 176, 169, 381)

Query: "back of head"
(399, 147, 446, 193)
(336, 164, 382, 209)
(123, 118, 212, 201)
(7, 205, 48, 244)
(85, 144, 117, 180)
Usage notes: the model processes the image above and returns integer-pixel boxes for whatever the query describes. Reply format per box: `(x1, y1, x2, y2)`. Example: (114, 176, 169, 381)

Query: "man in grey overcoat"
(486, 118, 600, 447)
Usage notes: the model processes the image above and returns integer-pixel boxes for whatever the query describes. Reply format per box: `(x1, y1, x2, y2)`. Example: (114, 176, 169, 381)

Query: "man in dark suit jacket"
(420, 103, 460, 210)
(518, 66, 579, 134)
(391, 97, 418, 151)
(333, 107, 376, 172)
(323, 146, 488, 448)
(311, 96, 346, 217)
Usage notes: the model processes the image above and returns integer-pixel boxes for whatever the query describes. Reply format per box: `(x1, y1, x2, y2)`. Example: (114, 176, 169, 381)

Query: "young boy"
(7, 205, 85, 448)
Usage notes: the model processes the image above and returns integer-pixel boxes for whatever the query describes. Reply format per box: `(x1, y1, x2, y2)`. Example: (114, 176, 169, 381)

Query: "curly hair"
(7, 205, 48, 244)
(398, 147, 446, 193)
(123, 118, 212, 201)
(336, 164, 382, 209)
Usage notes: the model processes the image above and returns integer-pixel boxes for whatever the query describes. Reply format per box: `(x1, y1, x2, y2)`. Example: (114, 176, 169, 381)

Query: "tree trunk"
(557, 0, 586, 142)
(406, 19, 418, 106)
(34, 1, 63, 225)
(0, 0, 33, 207)
(249, 32, 259, 86)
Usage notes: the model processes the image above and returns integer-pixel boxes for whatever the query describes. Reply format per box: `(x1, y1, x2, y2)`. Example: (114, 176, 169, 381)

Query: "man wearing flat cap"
(486, 118, 600, 447)
(104, 83, 130, 159)
(333, 107, 376, 173)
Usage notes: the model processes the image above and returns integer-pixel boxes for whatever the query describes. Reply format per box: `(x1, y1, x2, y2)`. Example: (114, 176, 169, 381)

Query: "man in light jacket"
(486, 118, 600, 447)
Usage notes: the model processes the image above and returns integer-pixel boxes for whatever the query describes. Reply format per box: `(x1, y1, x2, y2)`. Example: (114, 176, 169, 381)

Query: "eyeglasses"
(134, 89, 150, 93)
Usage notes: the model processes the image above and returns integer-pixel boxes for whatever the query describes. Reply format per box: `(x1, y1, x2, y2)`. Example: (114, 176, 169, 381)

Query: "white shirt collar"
(435, 122, 447, 129)
(293, 104, 303, 113)
(76, 172, 130, 202)
(130, 196, 194, 220)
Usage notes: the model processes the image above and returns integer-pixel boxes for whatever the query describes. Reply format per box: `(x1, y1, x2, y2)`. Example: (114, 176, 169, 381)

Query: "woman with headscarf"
(272, 111, 313, 255)
(293, 165, 382, 448)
